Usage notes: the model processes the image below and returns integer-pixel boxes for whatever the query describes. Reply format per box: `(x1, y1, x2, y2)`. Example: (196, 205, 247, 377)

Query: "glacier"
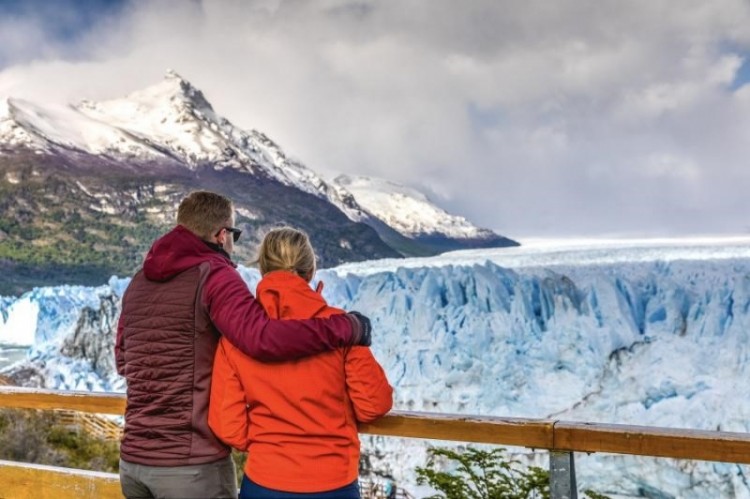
(2, 239, 750, 497)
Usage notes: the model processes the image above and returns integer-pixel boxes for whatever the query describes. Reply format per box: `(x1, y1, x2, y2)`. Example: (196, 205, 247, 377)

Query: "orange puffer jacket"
(208, 270, 393, 493)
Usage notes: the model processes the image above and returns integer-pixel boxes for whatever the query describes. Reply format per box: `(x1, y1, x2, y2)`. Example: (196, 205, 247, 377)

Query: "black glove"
(347, 311, 372, 347)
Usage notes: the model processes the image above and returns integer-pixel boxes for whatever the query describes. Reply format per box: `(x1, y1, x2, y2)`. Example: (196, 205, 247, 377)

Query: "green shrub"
(0, 409, 66, 466)
(232, 449, 247, 486)
(416, 446, 610, 499)
(0, 409, 119, 472)
(47, 423, 120, 472)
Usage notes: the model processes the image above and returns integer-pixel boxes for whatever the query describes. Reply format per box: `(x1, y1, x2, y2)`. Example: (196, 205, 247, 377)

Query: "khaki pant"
(119, 456, 237, 499)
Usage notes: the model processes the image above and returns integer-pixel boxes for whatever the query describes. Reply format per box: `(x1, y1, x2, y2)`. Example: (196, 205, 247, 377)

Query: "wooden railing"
(0, 375, 122, 439)
(55, 410, 123, 441)
(2, 386, 750, 498)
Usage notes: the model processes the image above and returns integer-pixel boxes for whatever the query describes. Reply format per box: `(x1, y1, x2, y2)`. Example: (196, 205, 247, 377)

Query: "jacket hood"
(256, 271, 340, 320)
(143, 225, 235, 282)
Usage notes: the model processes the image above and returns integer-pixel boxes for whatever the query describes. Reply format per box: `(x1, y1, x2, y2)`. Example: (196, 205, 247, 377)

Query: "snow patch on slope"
(334, 174, 497, 239)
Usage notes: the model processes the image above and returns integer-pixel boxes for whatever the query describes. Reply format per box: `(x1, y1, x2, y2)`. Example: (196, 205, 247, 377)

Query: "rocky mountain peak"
(0, 71, 517, 295)
(77, 71, 216, 136)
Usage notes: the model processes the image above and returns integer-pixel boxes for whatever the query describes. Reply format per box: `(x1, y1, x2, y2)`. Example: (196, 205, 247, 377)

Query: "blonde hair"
(257, 227, 316, 280)
(177, 191, 233, 240)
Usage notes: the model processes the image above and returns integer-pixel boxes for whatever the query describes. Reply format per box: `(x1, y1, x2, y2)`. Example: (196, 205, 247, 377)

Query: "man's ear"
(215, 228, 226, 245)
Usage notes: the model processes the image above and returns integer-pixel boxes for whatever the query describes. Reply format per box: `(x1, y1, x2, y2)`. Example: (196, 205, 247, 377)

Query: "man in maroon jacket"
(115, 191, 371, 499)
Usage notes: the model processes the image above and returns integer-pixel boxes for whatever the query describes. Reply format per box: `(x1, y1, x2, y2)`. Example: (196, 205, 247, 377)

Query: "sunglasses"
(216, 226, 242, 242)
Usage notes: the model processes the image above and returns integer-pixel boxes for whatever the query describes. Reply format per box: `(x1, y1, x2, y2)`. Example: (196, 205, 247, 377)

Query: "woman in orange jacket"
(209, 227, 393, 499)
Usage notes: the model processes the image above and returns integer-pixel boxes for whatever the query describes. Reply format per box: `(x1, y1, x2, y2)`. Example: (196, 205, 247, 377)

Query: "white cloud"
(642, 154, 701, 181)
(1, 0, 750, 237)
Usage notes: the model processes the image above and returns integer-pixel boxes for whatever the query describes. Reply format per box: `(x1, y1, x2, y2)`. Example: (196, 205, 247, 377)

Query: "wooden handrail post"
(549, 451, 578, 499)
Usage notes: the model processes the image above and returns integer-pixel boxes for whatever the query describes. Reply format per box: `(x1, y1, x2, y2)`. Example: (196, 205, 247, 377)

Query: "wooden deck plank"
(0, 460, 121, 499)
(0, 387, 125, 415)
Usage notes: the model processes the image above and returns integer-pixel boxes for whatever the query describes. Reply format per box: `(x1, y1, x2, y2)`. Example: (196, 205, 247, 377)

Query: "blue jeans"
(239, 475, 361, 499)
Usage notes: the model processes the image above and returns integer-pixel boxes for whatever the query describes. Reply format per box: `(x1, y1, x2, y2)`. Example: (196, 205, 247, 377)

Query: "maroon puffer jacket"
(115, 225, 356, 466)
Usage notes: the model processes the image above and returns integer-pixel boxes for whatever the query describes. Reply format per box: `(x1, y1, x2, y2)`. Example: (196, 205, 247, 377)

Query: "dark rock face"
(4, 366, 47, 388)
(60, 293, 120, 380)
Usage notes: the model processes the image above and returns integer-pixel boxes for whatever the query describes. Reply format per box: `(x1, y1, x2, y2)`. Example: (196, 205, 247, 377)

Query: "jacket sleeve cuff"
(344, 313, 361, 346)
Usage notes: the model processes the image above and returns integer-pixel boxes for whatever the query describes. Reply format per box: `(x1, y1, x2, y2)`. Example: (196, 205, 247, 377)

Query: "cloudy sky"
(1, 0, 749, 238)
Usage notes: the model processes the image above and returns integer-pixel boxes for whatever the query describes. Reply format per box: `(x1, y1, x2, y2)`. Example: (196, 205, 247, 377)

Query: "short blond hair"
(257, 227, 316, 279)
(176, 191, 233, 240)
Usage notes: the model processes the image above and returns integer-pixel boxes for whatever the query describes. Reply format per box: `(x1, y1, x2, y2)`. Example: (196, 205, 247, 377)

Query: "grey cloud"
(1, 0, 750, 237)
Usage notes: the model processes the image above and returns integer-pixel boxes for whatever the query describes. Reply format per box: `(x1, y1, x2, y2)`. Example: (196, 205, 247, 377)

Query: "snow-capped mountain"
(333, 174, 517, 255)
(0, 71, 515, 294)
(3, 238, 750, 497)
(1, 70, 512, 246)
(1, 70, 356, 202)
(333, 174, 514, 241)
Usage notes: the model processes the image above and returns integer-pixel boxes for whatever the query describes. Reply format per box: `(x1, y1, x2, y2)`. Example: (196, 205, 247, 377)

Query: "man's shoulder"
(202, 256, 240, 279)
(201, 258, 249, 297)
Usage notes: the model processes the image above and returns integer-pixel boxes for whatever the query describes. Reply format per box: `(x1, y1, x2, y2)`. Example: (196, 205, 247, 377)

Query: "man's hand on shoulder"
(346, 311, 372, 347)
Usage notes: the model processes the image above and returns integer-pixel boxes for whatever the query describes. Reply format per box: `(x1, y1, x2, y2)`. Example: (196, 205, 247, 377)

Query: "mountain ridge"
(0, 71, 517, 295)
(333, 174, 517, 253)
